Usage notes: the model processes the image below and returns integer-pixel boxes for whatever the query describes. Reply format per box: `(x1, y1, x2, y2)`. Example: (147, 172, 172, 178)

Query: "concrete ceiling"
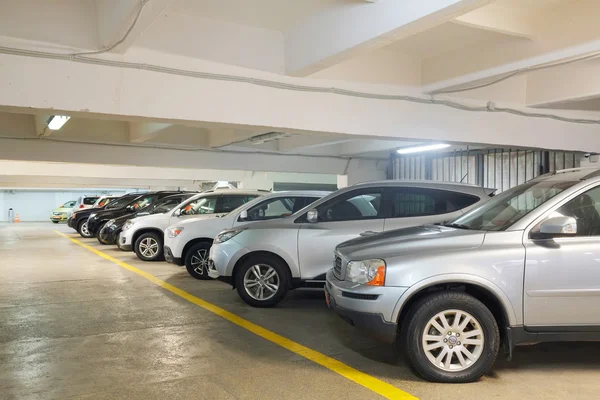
(168, 0, 355, 32)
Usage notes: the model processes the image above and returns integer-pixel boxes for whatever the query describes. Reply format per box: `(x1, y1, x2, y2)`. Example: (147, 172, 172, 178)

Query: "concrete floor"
(1, 223, 600, 400)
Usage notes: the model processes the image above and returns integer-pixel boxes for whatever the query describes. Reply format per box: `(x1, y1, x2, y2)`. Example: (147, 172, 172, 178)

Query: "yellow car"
(50, 200, 76, 223)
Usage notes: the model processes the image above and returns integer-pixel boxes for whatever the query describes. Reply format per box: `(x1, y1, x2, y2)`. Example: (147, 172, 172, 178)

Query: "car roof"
(349, 180, 489, 196)
(533, 167, 600, 182)
(264, 190, 331, 197)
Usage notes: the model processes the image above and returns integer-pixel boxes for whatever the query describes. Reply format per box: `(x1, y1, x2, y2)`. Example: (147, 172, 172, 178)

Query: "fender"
(391, 273, 520, 326)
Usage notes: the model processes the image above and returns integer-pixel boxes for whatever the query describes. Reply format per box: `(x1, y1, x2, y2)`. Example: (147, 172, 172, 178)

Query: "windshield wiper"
(443, 223, 472, 230)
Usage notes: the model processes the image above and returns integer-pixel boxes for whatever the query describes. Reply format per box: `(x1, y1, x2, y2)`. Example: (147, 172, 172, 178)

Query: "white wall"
(0, 190, 128, 222)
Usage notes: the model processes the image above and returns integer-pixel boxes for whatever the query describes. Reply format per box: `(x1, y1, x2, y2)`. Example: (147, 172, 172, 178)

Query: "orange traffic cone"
(13, 214, 20, 223)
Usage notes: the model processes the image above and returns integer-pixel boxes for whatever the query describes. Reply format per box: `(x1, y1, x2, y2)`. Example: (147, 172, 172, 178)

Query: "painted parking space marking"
(55, 231, 417, 400)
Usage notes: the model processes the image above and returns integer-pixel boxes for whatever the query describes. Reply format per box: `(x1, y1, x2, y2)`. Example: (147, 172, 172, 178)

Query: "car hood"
(235, 216, 296, 231)
(336, 225, 486, 261)
(170, 214, 226, 228)
(53, 207, 72, 213)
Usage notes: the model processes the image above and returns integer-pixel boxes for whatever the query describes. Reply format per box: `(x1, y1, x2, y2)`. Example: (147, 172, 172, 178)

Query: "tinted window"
(317, 190, 383, 222)
(105, 195, 138, 210)
(391, 188, 480, 218)
(554, 186, 600, 236)
(181, 196, 218, 215)
(244, 196, 307, 221)
(84, 197, 99, 205)
(148, 197, 183, 214)
(220, 195, 259, 213)
(128, 195, 156, 211)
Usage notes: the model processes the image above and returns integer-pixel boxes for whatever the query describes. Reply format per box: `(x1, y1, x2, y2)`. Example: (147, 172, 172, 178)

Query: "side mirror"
(174, 208, 182, 217)
(537, 216, 577, 237)
(239, 210, 248, 220)
(306, 209, 319, 223)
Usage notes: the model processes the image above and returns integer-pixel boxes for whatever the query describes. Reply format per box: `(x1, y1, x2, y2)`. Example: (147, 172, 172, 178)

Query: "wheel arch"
(132, 228, 165, 247)
(231, 251, 292, 289)
(182, 237, 214, 261)
(395, 276, 517, 346)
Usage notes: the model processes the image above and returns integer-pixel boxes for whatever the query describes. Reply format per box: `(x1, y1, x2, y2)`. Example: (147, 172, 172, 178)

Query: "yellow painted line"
(55, 230, 417, 400)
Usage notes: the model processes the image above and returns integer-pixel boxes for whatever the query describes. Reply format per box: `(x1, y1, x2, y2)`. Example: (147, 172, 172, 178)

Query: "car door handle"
(360, 230, 379, 237)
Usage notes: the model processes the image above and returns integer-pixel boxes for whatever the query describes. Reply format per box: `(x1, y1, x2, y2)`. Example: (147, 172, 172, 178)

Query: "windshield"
(105, 195, 139, 210)
(146, 196, 188, 215)
(451, 180, 577, 231)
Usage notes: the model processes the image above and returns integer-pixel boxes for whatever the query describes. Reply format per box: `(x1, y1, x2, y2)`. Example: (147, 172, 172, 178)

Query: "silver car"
(209, 181, 493, 307)
(326, 167, 600, 383)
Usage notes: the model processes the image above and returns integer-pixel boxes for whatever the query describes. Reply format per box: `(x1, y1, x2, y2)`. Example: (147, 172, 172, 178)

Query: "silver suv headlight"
(122, 220, 134, 231)
(346, 259, 386, 286)
(166, 227, 184, 238)
(214, 228, 245, 244)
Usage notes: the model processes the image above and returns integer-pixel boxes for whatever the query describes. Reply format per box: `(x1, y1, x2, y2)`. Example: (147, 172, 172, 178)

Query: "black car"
(97, 193, 196, 245)
(86, 191, 194, 238)
(70, 193, 142, 238)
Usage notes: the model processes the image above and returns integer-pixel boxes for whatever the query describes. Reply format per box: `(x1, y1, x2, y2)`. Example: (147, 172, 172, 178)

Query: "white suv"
(119, 190, 263, 262)
(164, 191, 328, 279)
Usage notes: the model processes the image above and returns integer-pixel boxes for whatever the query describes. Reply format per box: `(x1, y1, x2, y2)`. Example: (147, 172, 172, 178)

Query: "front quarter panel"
(389, 231, 525, 326)
(234, 228, 300, 277)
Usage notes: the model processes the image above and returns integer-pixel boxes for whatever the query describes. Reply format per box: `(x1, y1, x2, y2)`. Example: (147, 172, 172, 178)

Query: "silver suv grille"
(333, 255, 342, 279)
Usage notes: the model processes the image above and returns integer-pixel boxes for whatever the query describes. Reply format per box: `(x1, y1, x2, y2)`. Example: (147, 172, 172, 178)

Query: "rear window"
(392, 188, 480, 218)
(84, 197, 100, 205)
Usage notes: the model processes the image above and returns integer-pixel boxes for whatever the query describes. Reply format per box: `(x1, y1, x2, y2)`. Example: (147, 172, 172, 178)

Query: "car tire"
(403, 291, 499, 383)
(235, 255, 289, 308)
(185, 242, 214, 280)
(97, 229, 110, 245)
(77, 220, 93, 238)
(134, 232, 164, 262)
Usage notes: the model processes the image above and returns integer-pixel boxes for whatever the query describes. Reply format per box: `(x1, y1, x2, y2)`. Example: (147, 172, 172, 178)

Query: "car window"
(181, 196, 218, 215)
(128, 195, 156, 211)
(148, 198, 183, 214)
(104, 196, 134, 210)
(63, 201, 76, 208)
(219, 195, 259, 213)
(452, 180, 577, 231)
(391, 188, 480, 218)
(317, 190, 383, 222)
(243, 196, 307, 221)
(84, 197, 99, 205)
(553, 186, 600, 236)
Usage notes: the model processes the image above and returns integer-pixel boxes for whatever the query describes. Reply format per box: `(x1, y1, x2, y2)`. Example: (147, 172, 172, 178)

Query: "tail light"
(79, 204, 84, 208)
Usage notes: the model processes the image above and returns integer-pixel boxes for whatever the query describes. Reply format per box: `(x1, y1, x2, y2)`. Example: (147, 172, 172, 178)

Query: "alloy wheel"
(422, 309, 484, 372)
(81, 222, 90, 236)
(243, 264, 279, 301)
(190, 249, 209, 275)
(139, 237, 159, 258)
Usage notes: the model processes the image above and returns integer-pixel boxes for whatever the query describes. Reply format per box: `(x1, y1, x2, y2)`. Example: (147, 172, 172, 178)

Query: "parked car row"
(50, 195, 119, 223)
(68, 169, 600, 383)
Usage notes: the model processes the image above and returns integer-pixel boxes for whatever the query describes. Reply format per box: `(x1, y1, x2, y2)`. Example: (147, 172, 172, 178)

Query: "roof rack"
(552, 167, 599, 175)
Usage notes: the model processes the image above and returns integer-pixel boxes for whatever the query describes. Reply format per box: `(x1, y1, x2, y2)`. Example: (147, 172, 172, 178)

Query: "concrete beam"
(1, 49, 600, 153)
(423, 0, 600, 93)
(452, 7, 534, 40)
(95, 0, 174, 53)
(277, 135, 352, 153)
(527, 61, 600, 109)
(285, 0, 492, 76)
(128, 122, 172, 143)
(340, 139, 422, 156)
(0, 138, 349, 175)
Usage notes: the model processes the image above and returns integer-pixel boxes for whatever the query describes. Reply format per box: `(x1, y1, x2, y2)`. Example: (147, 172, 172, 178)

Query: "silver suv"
(209, 181, 492, 307)
(326, 167, 600, 383)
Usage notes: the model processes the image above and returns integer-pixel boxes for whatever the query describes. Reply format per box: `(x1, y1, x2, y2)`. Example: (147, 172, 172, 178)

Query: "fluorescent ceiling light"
(47, 115, 71, 130)
(397, 143, 451, 154)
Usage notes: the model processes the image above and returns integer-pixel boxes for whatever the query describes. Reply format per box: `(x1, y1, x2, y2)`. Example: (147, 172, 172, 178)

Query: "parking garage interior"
(2, 0, 600, 399)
